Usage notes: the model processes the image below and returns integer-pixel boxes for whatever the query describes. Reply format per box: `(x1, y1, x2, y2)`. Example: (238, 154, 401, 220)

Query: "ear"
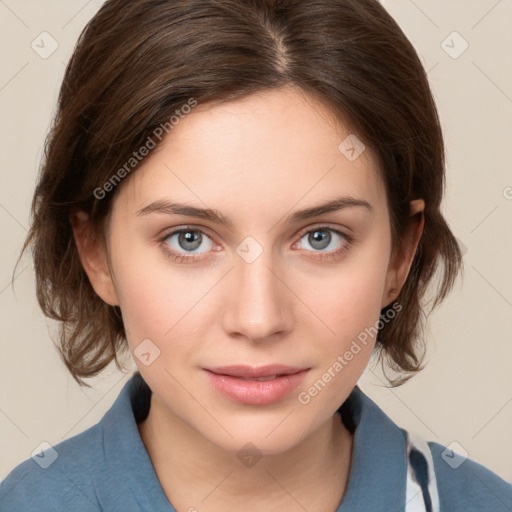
(381, 199, 425, 309)
(70, 210, 120, 307)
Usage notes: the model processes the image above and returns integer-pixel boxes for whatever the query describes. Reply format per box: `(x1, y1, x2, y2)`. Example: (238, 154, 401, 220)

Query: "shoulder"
(428, 440, 512, 511)
(0, 423, 105, 512)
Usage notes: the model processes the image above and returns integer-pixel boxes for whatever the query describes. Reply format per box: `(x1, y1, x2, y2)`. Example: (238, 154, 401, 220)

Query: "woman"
(1, 0, 511, 510)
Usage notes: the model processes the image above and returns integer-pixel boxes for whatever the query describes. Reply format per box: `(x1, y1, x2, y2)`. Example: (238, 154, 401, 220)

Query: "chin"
(208, 428, 308, 458)
(194, 409, 319, 456)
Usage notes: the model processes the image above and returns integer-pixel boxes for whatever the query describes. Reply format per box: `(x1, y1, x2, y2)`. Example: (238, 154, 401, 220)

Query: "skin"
(71, 86, 424, 512)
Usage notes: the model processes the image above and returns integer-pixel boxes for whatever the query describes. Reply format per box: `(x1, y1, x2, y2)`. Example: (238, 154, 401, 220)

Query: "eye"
(293, 226, 353, 259)
(159, 227, 217, 262)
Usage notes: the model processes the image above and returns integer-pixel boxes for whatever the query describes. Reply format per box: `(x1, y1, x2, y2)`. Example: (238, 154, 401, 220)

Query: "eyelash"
(157, 225, 354, 264)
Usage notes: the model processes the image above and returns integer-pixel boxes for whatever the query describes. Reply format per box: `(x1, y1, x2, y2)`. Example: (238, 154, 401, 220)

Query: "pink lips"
(203, 365, 309, 405)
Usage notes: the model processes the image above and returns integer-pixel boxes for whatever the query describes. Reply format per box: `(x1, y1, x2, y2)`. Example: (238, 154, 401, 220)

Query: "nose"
(221, 247, 293, 343)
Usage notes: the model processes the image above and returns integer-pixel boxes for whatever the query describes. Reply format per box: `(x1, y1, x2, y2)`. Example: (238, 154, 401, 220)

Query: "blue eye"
(165, 228, 211, 252)
(292, 227, 353, 261)
(297, 228, 347, 252)
(160, 228, 213, 262)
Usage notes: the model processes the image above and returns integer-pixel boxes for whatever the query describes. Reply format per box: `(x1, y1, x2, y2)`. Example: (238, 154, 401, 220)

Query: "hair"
(15, 0, 464, 388)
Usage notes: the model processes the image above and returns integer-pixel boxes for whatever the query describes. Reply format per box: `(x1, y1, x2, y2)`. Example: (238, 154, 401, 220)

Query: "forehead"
(112, 87, 387, 223)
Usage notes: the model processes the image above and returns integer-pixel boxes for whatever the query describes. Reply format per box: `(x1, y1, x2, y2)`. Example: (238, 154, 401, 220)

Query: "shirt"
(1, 370, 511, 511)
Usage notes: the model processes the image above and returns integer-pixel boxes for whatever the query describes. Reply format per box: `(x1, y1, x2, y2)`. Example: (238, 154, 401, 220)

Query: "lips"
(203, 365, 310, 405)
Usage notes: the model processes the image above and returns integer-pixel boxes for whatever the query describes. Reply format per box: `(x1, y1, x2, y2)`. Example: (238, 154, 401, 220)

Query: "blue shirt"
(1, 371, 511, 511)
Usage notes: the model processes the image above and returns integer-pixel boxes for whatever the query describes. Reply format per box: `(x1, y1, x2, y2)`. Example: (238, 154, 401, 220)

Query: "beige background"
(0, 0, 511, 484)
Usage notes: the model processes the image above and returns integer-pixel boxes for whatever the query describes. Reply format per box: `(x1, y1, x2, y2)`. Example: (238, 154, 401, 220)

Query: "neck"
(138, 393, 354, 512)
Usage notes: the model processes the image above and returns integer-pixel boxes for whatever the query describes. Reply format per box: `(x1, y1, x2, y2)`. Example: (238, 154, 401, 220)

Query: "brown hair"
(15, 0, 463, 387)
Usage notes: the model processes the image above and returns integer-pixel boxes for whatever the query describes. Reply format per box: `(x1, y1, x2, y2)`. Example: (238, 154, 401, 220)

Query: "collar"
(102, 371, 174, 510)
(101, 371, 407, 511)
(336, 382, 408, 510)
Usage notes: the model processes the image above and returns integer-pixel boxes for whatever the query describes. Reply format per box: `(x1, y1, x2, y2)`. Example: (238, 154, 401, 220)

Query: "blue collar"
(102, 372, 174, 510)
(337, 381, 407, 510)
(101, 371, 407, 511)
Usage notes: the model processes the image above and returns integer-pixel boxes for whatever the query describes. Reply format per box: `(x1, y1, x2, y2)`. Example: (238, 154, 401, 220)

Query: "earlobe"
(381, 199, 425, 309)
(70, 210, 120, 306)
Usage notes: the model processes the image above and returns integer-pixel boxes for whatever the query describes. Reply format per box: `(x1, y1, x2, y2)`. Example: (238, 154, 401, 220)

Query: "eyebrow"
(135, 195, 373, 227)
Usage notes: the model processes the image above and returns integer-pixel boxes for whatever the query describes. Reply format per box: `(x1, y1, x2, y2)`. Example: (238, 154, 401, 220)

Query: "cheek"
(111, 241, 217, 364)
(295, 275, 386, 413)
(294, 233, 391, 394)
(108, 236, 178, 346)
(301, 242, 390, 342)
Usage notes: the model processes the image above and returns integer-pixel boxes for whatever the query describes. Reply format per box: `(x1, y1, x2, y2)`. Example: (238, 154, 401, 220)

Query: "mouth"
(203, 365, 310, 405)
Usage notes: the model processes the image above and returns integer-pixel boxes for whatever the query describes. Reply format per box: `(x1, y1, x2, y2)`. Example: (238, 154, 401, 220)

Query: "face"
(78, 87, 419, 455)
